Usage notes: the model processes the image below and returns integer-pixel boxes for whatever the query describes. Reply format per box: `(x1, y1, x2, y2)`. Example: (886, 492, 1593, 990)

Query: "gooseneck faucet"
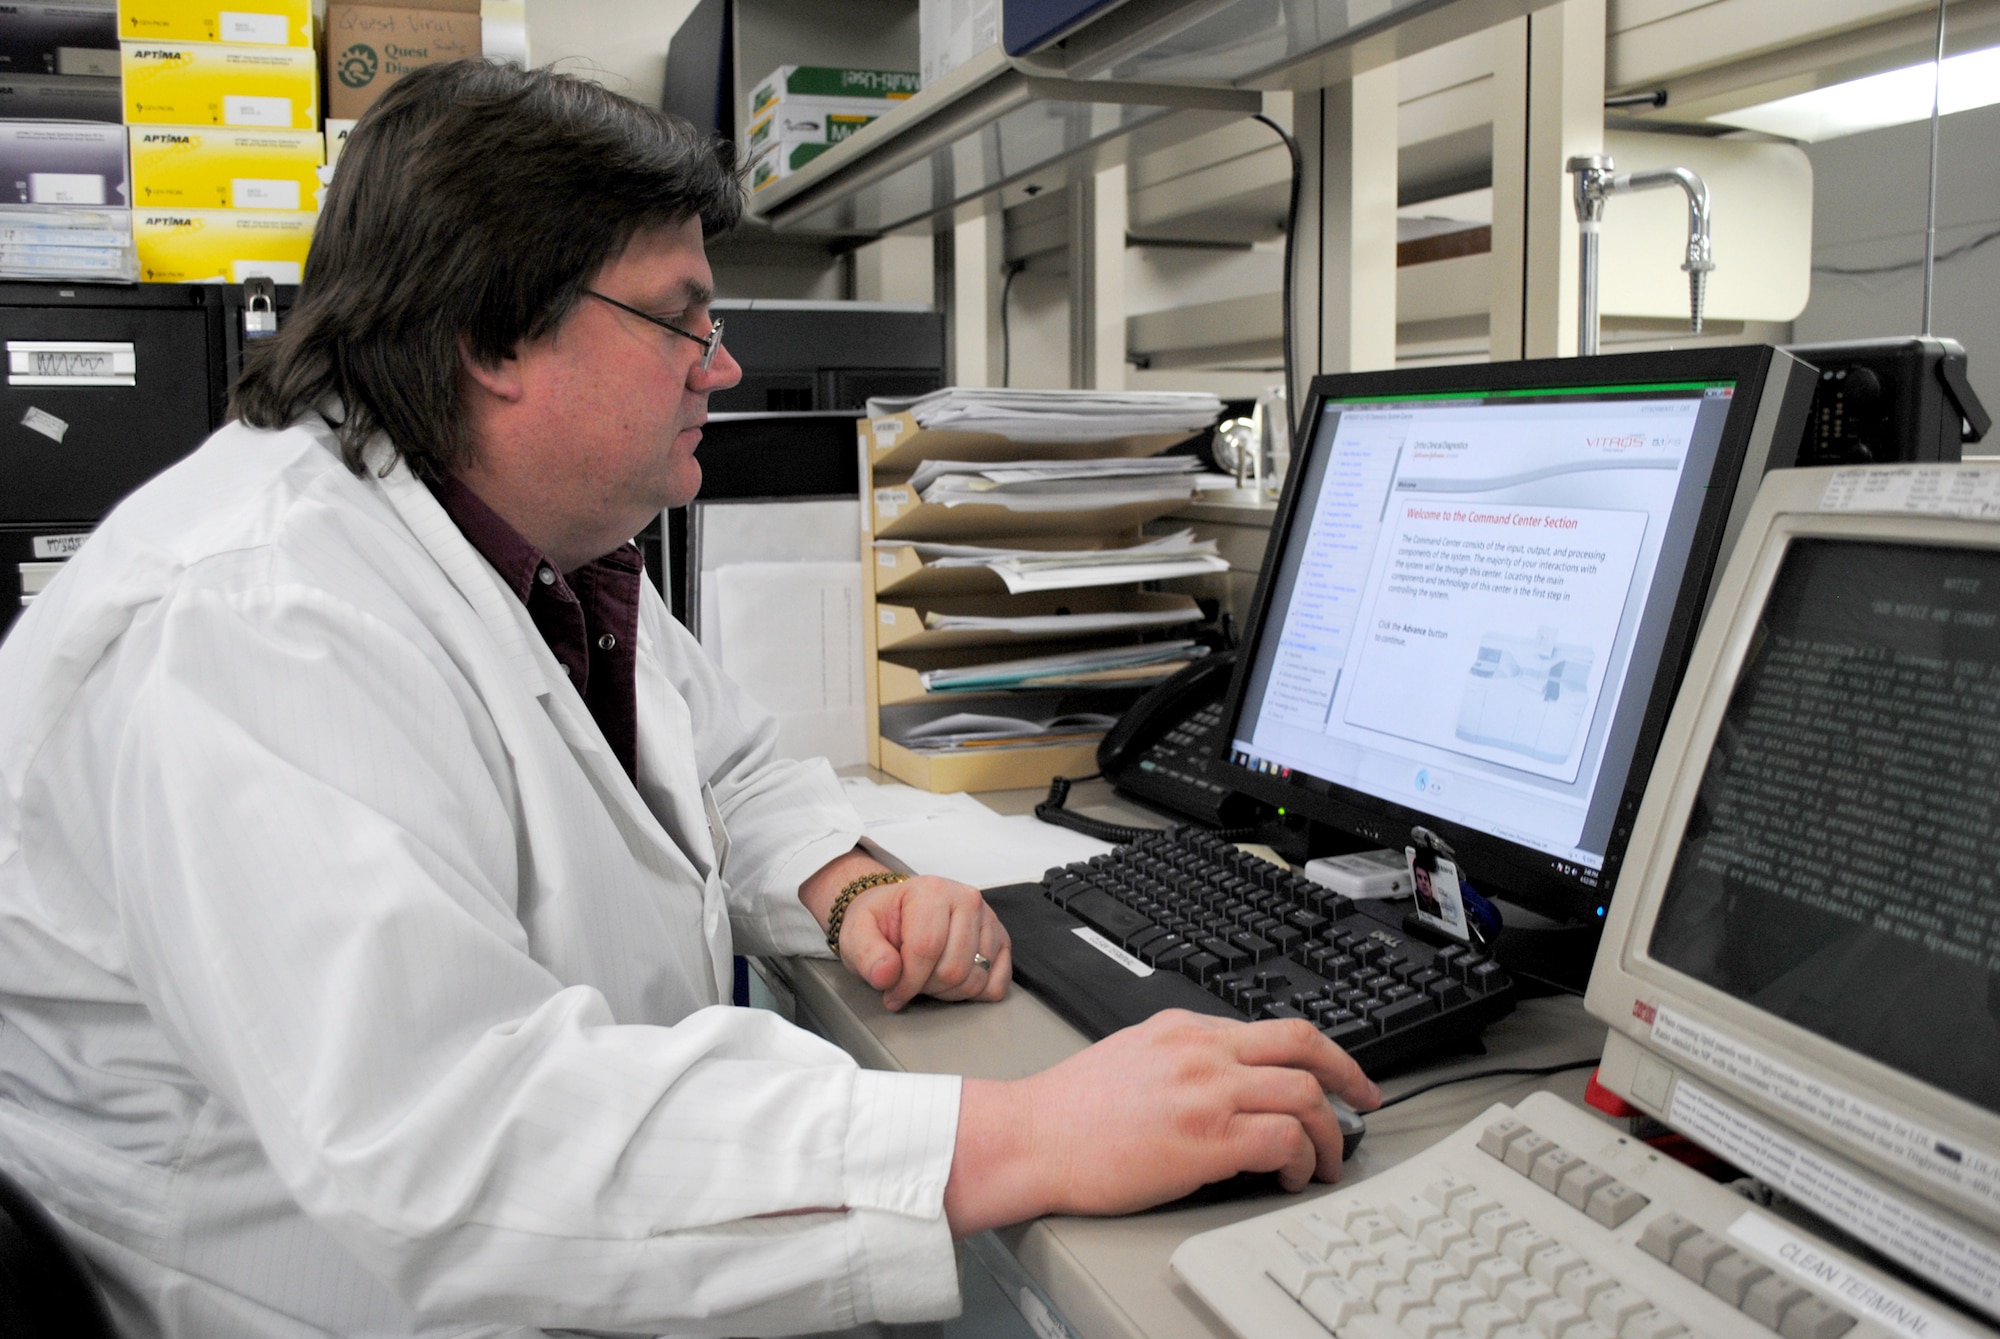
(1567, 155, 1715, 357)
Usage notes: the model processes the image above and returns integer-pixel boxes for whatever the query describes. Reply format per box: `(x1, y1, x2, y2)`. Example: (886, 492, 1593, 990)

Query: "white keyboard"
(1172, 1090, 1986, 1339)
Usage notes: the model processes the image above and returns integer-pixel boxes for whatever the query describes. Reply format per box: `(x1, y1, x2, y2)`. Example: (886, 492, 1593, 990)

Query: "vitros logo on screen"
(1587, 433, 1648, 451)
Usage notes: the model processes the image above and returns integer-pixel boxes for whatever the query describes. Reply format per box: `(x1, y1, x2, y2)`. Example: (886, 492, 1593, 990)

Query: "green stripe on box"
(780, 66, 918, 98)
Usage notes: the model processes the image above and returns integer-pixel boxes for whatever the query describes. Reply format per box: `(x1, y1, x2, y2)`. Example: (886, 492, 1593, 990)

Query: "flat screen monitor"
(1587, 461, 2000, 1327)
(1216, 347, 1815, 927)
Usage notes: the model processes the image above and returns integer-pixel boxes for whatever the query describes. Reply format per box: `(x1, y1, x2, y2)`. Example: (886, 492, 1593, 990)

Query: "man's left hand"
(838, 875, 1010, 1011)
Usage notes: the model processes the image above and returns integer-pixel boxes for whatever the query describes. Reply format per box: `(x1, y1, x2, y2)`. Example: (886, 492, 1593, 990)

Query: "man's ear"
(458, 335, 525, 402)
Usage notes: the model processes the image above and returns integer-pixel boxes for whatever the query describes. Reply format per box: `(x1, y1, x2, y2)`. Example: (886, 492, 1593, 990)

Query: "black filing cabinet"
(0, 281, 293, 637)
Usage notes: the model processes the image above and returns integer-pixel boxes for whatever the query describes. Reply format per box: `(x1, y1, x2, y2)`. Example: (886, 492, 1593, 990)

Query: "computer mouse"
(1330, 1095, 1368, 1161)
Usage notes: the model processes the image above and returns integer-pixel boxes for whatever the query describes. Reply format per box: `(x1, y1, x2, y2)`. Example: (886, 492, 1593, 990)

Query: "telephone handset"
(1095, 650, 1257, 829)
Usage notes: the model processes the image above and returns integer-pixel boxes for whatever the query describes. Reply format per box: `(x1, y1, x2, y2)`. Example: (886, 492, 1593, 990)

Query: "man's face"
(506, 217, 742, 546)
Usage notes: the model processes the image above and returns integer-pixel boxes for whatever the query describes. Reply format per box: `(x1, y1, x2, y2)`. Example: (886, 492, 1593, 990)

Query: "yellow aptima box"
(121, 41, 318, 129)
(130, 126, 324, 210)
(134, 208, 317, 284)
(118, 0, 315, 49)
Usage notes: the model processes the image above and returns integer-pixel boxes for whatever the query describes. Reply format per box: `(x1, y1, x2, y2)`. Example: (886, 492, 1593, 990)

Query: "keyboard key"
(1668, 1231, 1732, 1283)
(1349, 1213, 1401, 1245)
(1473, 1210, 1526, 1249)
(1472, 1256, 1527, 1297)
(1446, 1237, 1500, 1274)
(1339, 1315, 1410, 1339)
(1480, 1119, 1536, 1167)
(1619, 1310, 1686, 1339)
(1460, 1300, 1516, 1339)
(1776, 1298, 1857, 1339)
(1531, 1148, 1584, 1193)
(1468, 960, 1508, 993)
(1407, 1259, 1461, 1297)
(1569, 1326, 1616, 1339)
(1298, 1275, 1368, 1330)
(1703, 1250, 1771, 1306)
(1389, 1195, 1446, 1237)
(1498, 1275, 1555, 1319)
(1424, 1177, 1475, 1211)
(1558, 1267, 1617, 1311)
(1587, 1286, 1651, 1331)
(1503, 1133, 1558, 1177)
(1453, 1195, 1504, 1229)
(1379, 1237, 1435, 1278)
(1351, 1263, 1404, 1302)
(1229, 930, 1276, 962)
(1401, 1304, 1460, 1338)
(1418, 1219, 1471, 1256)
(1427, 977, 1471, 1009)
(1528, 1297, 1589, 1336)
(1065, 890, 1152, 939)
(1498, 1225, 1558, 1268)
(1435, 1278, 1489, 1320)
(1266, 1242, 1335, 1296)
(1322, 1017, 1375, 1048)
(1556, 1163, 1615, 1212)
(1586, 1183, 1648, 1228)
(1376, 1282, 1430, 1321)
(1529, 1245, 1587, 1288)
(1636, 1214, 1698, 1264)
(1742, 1275, 1813, 1330)
(1181, 951, 1222, 983)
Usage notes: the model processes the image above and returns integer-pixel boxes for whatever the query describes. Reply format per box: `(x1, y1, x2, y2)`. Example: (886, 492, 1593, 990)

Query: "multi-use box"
(133, 206, 314, 283)
(116, 0, 313, 48)
(129, 124, 322, 210)
(121, 40, 318, 129)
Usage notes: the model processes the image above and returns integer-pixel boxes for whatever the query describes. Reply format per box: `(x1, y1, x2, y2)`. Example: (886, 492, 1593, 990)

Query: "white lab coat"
(0, 415, 962, 1337)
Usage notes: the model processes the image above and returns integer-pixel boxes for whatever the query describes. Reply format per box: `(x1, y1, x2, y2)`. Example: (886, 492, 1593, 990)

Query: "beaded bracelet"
(825, 871, 908, 953)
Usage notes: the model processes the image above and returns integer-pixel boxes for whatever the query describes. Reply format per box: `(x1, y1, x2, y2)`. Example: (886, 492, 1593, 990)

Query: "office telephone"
(1095, 651, 1257, 829)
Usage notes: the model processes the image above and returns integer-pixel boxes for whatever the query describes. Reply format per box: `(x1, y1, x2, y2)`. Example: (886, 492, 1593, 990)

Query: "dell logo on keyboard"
(1368, 930, 1402, 948)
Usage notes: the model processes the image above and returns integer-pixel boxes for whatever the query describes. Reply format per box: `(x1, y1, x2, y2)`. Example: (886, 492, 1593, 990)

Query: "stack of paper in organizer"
(873, 530, 1229, 597)
(857, 387, 1226, 792)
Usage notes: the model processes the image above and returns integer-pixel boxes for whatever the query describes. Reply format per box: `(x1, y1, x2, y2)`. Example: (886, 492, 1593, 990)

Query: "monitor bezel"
(1586, 471, 2000, 1234)
(1213, 346, 1789, 927)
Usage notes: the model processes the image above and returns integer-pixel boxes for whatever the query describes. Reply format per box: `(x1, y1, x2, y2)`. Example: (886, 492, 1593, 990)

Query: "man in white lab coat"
(0, 60, 1376, 1337)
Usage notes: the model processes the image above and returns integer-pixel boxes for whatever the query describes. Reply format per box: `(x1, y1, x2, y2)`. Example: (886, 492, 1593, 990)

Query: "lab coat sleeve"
(639, 586, 866, 959)
(96, 569, 960, 1332)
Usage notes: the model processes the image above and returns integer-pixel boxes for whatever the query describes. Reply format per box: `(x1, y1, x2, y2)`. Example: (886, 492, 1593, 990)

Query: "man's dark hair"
(233, 60, 741, 479)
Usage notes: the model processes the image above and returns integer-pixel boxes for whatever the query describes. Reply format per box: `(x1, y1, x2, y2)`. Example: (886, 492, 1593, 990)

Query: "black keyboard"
(987, 828, 1516, 1075)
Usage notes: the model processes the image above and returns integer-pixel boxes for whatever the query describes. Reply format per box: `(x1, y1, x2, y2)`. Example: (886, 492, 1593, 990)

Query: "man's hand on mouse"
(943, 1010, 1381, 1234)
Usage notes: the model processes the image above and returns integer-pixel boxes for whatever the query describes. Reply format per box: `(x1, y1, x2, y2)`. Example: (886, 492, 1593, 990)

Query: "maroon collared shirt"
(428, 474, 642, 782)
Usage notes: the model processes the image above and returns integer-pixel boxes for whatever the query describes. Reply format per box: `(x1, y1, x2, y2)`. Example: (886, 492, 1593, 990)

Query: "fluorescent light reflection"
(1710, 44, 2000, 142)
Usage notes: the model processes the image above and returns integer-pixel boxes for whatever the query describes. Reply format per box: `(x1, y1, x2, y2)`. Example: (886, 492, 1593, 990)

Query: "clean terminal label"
(1666, 1077, 2000, 1318)
(1729, 1211, 1979, 1339)
(1820, 466, 2000, 519)
(1651, 1006, 2000, 1219)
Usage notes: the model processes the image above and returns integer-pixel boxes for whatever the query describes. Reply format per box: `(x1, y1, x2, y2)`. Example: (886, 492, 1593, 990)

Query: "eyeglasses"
(586, 290, 725, 372)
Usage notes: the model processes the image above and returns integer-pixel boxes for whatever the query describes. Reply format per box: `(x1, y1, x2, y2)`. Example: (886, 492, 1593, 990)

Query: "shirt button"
(536, 566, 556, 585)
(597, 633, 617, 651)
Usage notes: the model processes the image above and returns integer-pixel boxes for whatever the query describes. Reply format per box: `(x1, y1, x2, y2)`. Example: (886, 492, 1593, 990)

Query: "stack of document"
(868, 387, 1224, 442)
(921, 603, 1200, 636)
(912, 456, 1235, 511)
(894, 711, 1118, 753)
(878, 530, 1230, 593)
(920, 640, 1207, 692)
(0, 206, 137, 281)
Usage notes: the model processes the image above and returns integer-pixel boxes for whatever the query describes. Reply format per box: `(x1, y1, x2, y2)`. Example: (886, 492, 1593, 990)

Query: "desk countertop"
(766, 777, 1609, 1339)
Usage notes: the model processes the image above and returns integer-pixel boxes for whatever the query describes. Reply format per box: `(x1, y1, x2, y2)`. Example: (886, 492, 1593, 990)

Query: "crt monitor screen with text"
(1231, 382, 1736, 879)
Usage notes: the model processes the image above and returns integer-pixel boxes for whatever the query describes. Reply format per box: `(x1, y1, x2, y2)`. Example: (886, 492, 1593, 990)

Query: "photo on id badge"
(1408, 845, 1470, 940)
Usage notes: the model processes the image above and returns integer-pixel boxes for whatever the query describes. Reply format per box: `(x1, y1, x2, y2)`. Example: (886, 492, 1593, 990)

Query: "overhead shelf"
(748, 44, 1258, 235)
(1006, 0, 1551, 90)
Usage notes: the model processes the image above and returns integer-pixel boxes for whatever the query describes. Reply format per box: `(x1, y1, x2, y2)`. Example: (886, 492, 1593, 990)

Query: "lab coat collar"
(360, 434, 721, 892)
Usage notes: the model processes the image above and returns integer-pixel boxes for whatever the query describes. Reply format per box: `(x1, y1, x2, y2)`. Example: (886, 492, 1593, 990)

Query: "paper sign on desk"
(862, 810, 1113, 889)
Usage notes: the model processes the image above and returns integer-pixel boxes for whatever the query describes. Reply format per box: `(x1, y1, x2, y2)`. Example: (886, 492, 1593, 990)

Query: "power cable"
(1373, 1058, 1600, 1111)
(1253, 112, 1303, 443)
(998, 258, 1027, 387)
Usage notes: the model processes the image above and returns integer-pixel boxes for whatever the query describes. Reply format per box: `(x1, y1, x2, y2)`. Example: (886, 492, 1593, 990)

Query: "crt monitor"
(1587, 461, 2000, 1329)
(1216, 347, 1815, 929)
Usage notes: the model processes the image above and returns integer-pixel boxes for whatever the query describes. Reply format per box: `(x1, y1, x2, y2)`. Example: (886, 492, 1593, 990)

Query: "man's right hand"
(941, 1011, 1380, 1236)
